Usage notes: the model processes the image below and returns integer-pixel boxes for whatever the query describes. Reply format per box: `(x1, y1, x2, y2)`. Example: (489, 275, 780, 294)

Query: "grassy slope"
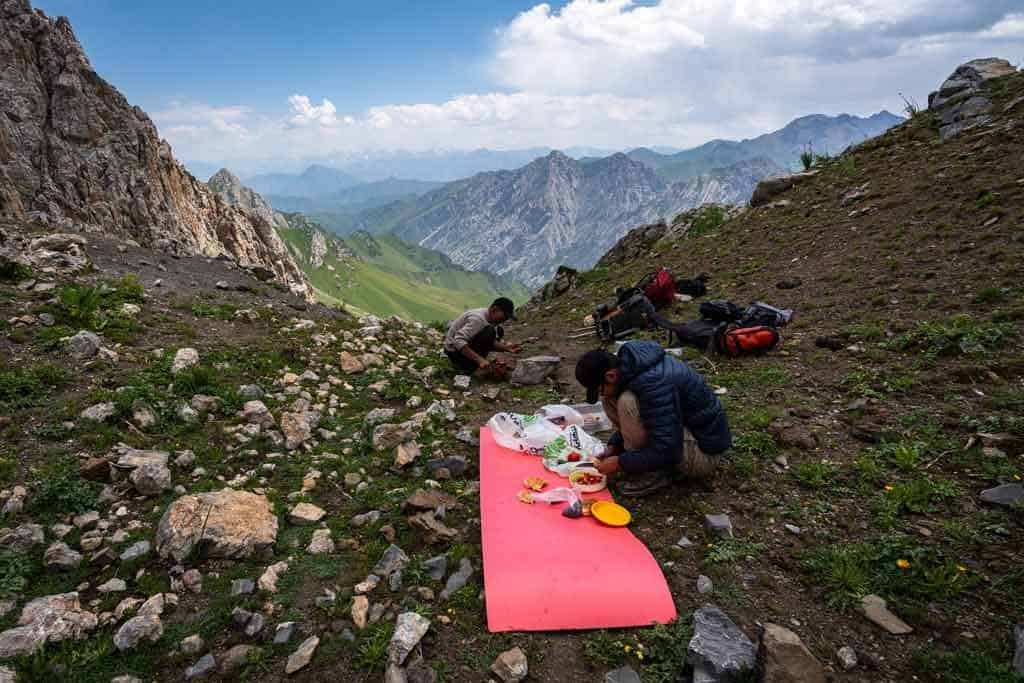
(511, 71, 1024, 678)
(277, 226, 528, 322)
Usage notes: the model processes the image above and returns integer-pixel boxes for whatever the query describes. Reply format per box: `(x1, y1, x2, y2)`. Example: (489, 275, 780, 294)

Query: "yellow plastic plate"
(591, 500, 632, 527)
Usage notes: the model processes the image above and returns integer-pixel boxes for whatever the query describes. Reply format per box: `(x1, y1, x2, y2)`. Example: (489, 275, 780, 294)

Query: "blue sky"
(33, 1, 1024, 169)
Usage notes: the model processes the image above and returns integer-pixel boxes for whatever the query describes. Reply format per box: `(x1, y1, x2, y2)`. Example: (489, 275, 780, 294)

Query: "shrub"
(0, 549, 35, 597)
(896, 315, 1012, 357)
(705, 538, 765, 564)
(799, 144, 815, 171)
(30, 458, 100, 516)
(793, 461, 839, 489)
(57, 283, 102, 329)
(0, 363, 71, 409)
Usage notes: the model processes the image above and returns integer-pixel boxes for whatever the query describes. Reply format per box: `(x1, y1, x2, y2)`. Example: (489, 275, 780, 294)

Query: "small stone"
(81, 402, 116, 422)
(697, 575, 714, 595)
(351, 510, 380, 526)
(43, 542, 82, 570)
(259, 561, 289, 593)
(307, 529, 334, 555)
(181, 634, 204, 656)
(388, 612, 431, 666)
(67, 330, 101, 360)
(491, 647, 528, 682)
(979, 483, 1024, 508)
(759, 623, 826, 683)
(440, 558, 473, 601)
(687, 604, 756, 682)
(394, 441, 421, 468)
(79, 457, 111, 482)
(860, 594, 913, 635)
(113, 613, 163, 651)
(288, 502, 326, 525)
(423, 555, 447, 581)
(453, 375, 471, 389)
(274, 621, 296, 645)
(129, 462, 172, 496)
(244, 612, 265, 637)
(97, 578, 127, 594)
(219, 644, 258, 674)
(351, 596, 370, 630)
(119, 540, 151, 562)
(509, 356, 560, 385)
(704, 513, 733, 539)
(185, 653, 216, 679)
(784, 524, 801, 536)
(286, 635, 319, 675)
(131, 400, 157, 429)
(676, 535, 695, 548)
(231, 578, 256, 596)
(836, 645, 858, 671)
(171, 348, 199, 375)
(355, 575, 381, 594)
(605, 666, 642, 683)
(1013, 624, 1023, 676)
(373, 544, 410, 577)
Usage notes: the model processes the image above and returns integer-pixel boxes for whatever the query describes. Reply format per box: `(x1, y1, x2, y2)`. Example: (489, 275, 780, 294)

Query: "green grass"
(582, 619, 695, 682)
(29, 458, 101, 518)
(916, 643, 1021, 683)
(793, 461, 839, 489)
(705, 538, 766, 564)
(0, 362, 71, 409)
(896, 314, 1013, 357)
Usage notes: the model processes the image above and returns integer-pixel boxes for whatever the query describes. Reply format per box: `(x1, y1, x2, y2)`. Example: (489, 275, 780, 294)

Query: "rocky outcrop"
(207, 168, 289, 231)
(155, 489, 278, 562)
(0, 0, 309, 297)
(928, 58, 1019, 140)
(750, 171, 818, 207)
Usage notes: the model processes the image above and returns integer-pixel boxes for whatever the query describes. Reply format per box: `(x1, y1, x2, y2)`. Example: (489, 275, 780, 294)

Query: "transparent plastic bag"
(536, 404, 585, 428)
(487, 412, 562, 456)
(529, 486, 584, 518)
(542, 425, 604, 476)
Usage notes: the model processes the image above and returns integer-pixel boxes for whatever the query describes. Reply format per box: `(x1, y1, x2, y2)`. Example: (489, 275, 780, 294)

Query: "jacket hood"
(617, 341, 665, 385)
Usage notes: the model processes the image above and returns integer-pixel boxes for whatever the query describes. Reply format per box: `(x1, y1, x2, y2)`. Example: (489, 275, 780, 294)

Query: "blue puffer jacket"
(607, 341, 731, 473)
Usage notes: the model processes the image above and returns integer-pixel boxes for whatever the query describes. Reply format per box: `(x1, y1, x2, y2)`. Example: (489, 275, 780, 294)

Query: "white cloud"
(154, 1, 1023, 167)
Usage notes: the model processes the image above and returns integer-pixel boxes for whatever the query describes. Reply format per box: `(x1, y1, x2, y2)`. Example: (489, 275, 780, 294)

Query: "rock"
(768, 420, 817, 450)
(67, 330, 101, 360)
(288, 502, 326, 525)
(409, 510, 459, 544)
(113, 613, 163, 651)
(860, 594, 913, 635)
(676, 535, 695, 548)
(1014, 624, 1024, 676)
(242, 400, 275, 428)
(404, 489, 457, 512)
(355, 575, 381, 594)
(259, 561, 289, 593)
(120, 540, 151, 562)
(423, 555, 448, 581)
(130, 400, 157, 429)
(605, 666, 642, 683)
(351, 510, 381, 527)
(704, 513, 733, 539)
(73, 511, 100, 530)
(286, 635, 319, 675)
(697, 575, 714, 595)
(373, 422, 417, 451)
(394, 441, 422, 468)
(181, 634, 204, 656)
(77, 456, 109, 483)
(98, 578, 127, 594)
(339, 351, 365, 374)
(750, 171, 817, 207)
(43, 542, 82, 570)
(351, 596, 370, 630)
(776, 278, 802, 290)
(835, 645, 858, 671)
(307, 529, 334, 555)
(280, 408, 320, 450)
(274, 621, 296, 645)
(220, 644, 258, 674)
(929, 59, 1018, 139)
(185, 653, 216, 679)
(759, 623, 825, 683)
(129, 461, 172, 496)
(373, 544, 410, 577)
(440, 558, 473, 601)
(686, 604, 756, 683)
(454, 427, 478, 445)
(156, 489, 278, 562)
(81, 401, 116, 422)
(491, 647, 528, 682)
(231, 578, 256, 596)
(190, 394, 220, 412)
(244, 613, 265, 637)
(365, 407, 397, 427)
(979, 483, 1024, 508)
(453, 375, 471, 389)
(171, 348, 200, 375)
(509, 356, 560, 385)
(239, 384, 264, 400)
(0, 593, 97, 657)
(388, 612, 431, 666)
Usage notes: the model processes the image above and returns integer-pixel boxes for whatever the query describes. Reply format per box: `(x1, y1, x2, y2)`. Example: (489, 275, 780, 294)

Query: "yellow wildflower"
(884, 485, 894, 491)
(636, 651, 645, 661)
(957, 564, 968, 573)
(896, 558, 911, 570)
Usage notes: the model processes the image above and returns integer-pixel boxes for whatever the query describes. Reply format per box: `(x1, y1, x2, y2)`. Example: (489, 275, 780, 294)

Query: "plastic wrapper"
(487, 412, 563, 456)
(542, 425, 604, 476)
(536, 404, 585, 428)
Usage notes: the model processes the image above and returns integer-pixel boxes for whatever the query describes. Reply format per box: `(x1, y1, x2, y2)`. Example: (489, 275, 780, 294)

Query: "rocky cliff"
(207, 169, 290, 233)
(0, 0, 309, 297)
(377, 151, 782, 286)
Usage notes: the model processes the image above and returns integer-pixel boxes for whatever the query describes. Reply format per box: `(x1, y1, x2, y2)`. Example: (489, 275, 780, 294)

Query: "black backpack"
(699, 300, 745, 323)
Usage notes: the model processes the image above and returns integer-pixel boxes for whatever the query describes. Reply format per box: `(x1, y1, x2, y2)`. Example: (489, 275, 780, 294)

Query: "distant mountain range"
(207, 168, 526, 320)
(246, 164, 362, 197)
(358, 152, 782, 286)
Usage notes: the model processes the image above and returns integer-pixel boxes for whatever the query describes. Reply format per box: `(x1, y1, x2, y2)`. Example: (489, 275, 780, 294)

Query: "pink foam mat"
(479, 426, 677, 632)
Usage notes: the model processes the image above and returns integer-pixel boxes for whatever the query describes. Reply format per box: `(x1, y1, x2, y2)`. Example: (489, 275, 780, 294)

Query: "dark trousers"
(446, 325, 496, 373)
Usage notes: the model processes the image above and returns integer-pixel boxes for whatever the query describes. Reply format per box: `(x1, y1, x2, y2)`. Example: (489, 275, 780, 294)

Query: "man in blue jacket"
(575, 340, 731, 496)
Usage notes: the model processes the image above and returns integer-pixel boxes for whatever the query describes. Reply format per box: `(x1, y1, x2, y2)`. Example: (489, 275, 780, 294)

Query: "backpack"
(675, 273, 709, 297)
(716, 325, 781, 357)
(638, 268, 677, 308)
(739, 302, 794, 328)
(594, 293, 656, 342)
(699, 300, 745, 323)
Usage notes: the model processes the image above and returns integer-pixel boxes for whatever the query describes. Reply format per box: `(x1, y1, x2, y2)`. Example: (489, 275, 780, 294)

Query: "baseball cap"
(492, 297, 516, 321)
(575, 349, 617, 403)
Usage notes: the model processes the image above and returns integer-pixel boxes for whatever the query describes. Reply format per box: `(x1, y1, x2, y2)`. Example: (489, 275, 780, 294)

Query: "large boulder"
(509, 356, 560, 386)
(156, 489, 278, 562)
(0, 593, 97, 658)
(750, 171, 817, 207)
(928, 58, 1018, 139)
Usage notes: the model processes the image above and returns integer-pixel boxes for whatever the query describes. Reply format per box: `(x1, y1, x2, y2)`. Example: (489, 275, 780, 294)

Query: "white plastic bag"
(542, 425, 604, 476)
(487, 412, 562, 456)
(536, 404, 585, 428)
(529, 486, 584, 518)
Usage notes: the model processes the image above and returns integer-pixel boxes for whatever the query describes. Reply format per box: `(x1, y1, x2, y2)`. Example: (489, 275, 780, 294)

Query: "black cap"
(492, 297, 516, 321)
(575, 349, 617, 404)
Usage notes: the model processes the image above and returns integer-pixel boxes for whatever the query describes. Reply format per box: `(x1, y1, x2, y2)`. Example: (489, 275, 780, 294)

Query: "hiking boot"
(616, 471, 672, 498)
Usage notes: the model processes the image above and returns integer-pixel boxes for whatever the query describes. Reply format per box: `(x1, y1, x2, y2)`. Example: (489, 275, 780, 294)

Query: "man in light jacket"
(443, 297, 522, 376)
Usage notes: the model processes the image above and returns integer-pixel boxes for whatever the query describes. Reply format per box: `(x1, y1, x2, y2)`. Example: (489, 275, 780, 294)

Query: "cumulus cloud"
(155, 1, 1023, 166)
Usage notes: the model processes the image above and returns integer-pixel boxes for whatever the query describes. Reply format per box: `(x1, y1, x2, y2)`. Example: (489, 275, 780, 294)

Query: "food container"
(569, 403, 613, 433)
(569, 464, 607, 492)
